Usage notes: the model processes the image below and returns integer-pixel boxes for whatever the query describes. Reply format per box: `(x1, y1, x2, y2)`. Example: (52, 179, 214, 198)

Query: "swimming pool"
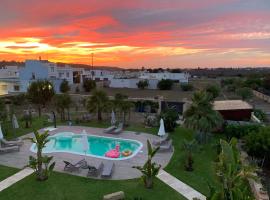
(30, 132, 143, 160)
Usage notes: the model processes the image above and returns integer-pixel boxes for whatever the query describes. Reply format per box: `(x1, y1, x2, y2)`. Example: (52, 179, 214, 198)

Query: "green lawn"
(0, 165, 19, 181)
(165, 127, 220, 196)
(2, 116, 52, 140)
(0, 171, 185, 200)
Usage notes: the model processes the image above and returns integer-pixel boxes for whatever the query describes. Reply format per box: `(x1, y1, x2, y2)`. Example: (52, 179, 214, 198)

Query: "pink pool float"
(105, 145, 120, 158)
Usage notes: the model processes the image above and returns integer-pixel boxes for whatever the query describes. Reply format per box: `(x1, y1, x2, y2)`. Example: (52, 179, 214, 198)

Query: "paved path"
(0, 168, 34, 192)
(157, 170, 206, 200)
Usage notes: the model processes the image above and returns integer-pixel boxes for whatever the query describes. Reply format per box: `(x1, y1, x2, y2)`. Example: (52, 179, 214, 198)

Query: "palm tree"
(133, 140, 161, 188)
(25, 130, 55, 181)
(54, 94, 72, 121)
(182, 139, 197, 171)
(113, 93, 134, 126)
(87, 90, 109, 121)
(184, 91, 223, 143)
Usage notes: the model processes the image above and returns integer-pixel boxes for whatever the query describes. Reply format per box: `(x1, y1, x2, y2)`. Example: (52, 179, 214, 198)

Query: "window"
(32, 72, 36, 80)
(66, 72, 69, 78)
(14, 85, 20, 91)
(51, 67, 54, 72)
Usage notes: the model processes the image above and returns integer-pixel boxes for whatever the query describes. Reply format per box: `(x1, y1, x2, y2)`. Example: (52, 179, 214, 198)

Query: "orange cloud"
(0, 0, 269, 67)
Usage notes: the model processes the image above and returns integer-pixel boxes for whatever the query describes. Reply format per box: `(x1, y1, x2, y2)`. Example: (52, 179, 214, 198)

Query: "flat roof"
(213, 100, 253, 111)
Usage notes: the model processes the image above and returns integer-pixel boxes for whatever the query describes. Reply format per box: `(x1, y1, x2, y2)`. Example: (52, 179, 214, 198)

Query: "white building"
(0, 66, 21, 95)
(83, 69, 114, 81)
(56, 65, 73, 84)
(109, 71, 190, 89)
(139, 71, 189, 83)
(109, 78, 159, 89)
(0, 60, 191, 94)
(0, 66, 20, 79)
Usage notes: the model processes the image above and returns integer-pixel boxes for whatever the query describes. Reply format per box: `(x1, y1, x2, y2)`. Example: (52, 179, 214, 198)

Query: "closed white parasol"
(158, 118, 166, 137)
(0, 124, 3, 140)
(12, 114, 19, 129)
(81, 130, 89, 155)
(111, 110, 116, 126)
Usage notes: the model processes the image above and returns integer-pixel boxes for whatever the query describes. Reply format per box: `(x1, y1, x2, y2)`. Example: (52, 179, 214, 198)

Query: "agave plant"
(26, 130, 55, 181)
(133, 140, 161, 189)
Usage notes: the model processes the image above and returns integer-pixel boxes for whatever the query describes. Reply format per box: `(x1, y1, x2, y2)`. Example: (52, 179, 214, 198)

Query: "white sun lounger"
(1, 138, 23, 147)
(101, 162, 115, 178)
(0, 145, 20, 153)
(103, 125, 117, 133)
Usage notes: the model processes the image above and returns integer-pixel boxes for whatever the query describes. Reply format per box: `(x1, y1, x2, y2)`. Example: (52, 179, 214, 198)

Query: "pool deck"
(0, 126, 174, 180)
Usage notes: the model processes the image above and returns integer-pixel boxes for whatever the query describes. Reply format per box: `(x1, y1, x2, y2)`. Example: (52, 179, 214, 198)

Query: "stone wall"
(253, 90, 270, 103)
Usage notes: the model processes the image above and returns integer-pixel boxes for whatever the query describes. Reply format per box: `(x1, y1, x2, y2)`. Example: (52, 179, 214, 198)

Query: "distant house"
(139, 72, 189, 83)
(213, 100, 253, 121)
(109, 78, 159, 89)
(0, 66, 21, 95)
(109, 71, 190, 89)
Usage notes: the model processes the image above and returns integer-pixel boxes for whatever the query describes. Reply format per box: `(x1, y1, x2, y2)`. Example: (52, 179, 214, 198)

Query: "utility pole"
(91, 53, 94, 70)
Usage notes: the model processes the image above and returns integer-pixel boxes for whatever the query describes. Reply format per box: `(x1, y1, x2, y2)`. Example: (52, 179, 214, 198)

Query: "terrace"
(0, 126, 173, 180)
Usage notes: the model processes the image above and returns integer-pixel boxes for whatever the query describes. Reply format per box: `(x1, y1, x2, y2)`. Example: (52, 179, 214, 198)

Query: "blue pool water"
(30, 132, 143, 160)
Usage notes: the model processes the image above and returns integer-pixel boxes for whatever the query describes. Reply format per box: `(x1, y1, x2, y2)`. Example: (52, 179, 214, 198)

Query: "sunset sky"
(0, 0, 270, 68)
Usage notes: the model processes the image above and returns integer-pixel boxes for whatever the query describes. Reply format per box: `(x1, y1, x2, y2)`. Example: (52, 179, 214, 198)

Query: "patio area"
(0, 126, 174, 180)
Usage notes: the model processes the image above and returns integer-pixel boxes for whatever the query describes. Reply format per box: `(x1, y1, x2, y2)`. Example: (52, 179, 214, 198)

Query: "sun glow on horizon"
(0, 0, 269, 67)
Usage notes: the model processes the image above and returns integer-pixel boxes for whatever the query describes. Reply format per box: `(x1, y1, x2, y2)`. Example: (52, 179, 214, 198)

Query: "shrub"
(205, 84, 220, 99)
(254, 109, 268, 122)
(83, 79, 96, 92)
(245, 126, 270, 159)
(160, 108, 178, 132)
(137, 80, 149, 89)
(27, 80, 55, 117)
(60, 79, 70, 93)
(183, 139, 197, 171)
(236, 87, 253, 100)
(143, 114, 158, 127)
(262, 75, 270, 90)
(221, 78, 235, 86)
(181, 83, 193, 91)
(0, 98, 7, 121)
(157, 79, 173, 90)
(243, 76, 262, 89)
(223, 124, 261, 139)
(11, 94, 27, 106)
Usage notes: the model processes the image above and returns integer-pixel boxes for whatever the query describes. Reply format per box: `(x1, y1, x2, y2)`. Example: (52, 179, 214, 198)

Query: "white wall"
(109, 78, 159, 89)
(0, 66, 19, 79)
(57, 66, 73, 84)
(139, 72, 189, 83)
(0, 81, 21, 95)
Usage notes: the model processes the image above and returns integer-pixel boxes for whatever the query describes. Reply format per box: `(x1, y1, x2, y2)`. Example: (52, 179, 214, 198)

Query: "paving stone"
(157, 170, 206, 200)
(0, 168, 34, 192)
